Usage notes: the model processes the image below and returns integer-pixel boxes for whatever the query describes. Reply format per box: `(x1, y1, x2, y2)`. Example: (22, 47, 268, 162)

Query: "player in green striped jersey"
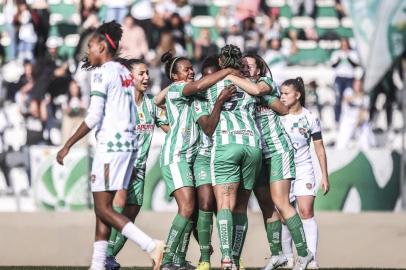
(203, 45, 263, 270)
(227, 55, 313, 270)
(192, 55, 237, 270)
(104, 59, 169, 270)
(159, 52, 238, 270)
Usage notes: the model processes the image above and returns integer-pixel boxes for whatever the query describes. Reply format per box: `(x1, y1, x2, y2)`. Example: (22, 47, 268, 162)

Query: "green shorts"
(127, 167, 145, 205)
(161, 161, 195, 196)
(193, 154, 212, 187)
(263, 150, 296, 183)
(211, 144, 262, 190)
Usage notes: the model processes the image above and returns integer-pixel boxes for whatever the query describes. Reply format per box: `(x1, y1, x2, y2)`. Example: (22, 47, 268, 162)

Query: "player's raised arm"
(225, 74, 272, 96)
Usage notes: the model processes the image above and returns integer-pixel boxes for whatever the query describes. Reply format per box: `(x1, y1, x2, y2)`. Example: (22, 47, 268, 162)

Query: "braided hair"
(282, 77, 306, 106)
(219, 44, 242, 69)
(161, 51, 189, 81)
(81, 20, 123, 70)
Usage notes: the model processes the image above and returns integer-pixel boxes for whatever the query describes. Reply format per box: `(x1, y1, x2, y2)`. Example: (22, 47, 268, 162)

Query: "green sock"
(266, 220, 283, 255)
(112, 233, 128, 256)
(197, 210, 213, 263)
(107, 206, 123, 257)
(286, 214, 308, 257)
(217, 209, 233, 260)
(173, 220, 194, 265)
(162, 214, 189, 264)
(232, 213, 248, 264)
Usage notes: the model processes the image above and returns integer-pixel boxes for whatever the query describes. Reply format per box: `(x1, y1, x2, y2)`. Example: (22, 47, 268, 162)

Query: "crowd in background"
(0, 0, 404, 195)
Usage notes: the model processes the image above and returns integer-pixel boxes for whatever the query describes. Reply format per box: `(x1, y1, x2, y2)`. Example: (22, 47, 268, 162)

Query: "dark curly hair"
(81, 20, 123, 70)
(282, 77, 306, 106)
(161, 51, 189, 81)
(219, 44, 242, 69)
(201, 54, 220, 74)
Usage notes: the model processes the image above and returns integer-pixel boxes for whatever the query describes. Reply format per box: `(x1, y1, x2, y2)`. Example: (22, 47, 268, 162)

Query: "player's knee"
(299, 207, 314, 219)
(198, 199, 215, 212)
(179, 202, 195, 218)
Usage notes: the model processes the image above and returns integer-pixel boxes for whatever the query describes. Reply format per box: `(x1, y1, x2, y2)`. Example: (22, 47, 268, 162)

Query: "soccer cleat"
(160, 262, 178, 270)
(177, 261, 196, 270)
(149, 240, 165, 270)
(293, 250, 313, 270)
(105, 255, 120, 270)
(307, 260, 319, 269)
(285, 256, 294, 269)
(197, 262, 211, 270)
(262, 254, 288, 270)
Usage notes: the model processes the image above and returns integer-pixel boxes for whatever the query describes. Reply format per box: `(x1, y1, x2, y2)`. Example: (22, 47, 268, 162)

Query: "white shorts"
(290, 178, 316, 199)
(90, 150, 137, 192)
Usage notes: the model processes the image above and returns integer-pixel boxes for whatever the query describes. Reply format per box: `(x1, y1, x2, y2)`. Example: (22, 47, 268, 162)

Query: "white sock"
(90, 240, 108, 270)
(281, 224, 293, 258)
(121, 222, 156, 252)
(302, 217, 318, 259)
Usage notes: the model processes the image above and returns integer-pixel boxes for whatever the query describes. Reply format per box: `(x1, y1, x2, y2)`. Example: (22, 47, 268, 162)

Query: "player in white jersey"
(104, 59, 169, 270)
(280, 77, 330, 269)
(56, 21, 163, 270)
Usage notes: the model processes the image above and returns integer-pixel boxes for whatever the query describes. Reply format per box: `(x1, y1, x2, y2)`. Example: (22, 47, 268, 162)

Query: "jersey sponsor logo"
(138, 112, 145, 121)
(120, 74, 134, 87)
(198, 170, 207, 180)
(181, 128, 191, 140)
(306, 183, 313, 190)
(135, 124, 154, 133)
(220, 129, 254, 136)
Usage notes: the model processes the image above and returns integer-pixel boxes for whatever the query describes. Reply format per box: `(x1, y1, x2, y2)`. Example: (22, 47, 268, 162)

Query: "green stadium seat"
(289, 46, 330, 65)
(279, 4, 293, 18)
(49, 4, 77, 21)
(316, 16, 340, 36)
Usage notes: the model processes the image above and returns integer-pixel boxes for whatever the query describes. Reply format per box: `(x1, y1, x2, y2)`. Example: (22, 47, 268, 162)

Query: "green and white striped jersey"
(160, 82, 199, 166)
(192, 94, 212, 157)
(255, 77, 293, 159)
(134, 94, 168, 169)
(206, 79, 261, 148)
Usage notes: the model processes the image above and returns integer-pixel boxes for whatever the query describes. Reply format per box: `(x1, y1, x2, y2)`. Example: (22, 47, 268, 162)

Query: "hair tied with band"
(103, 33, 117, 49)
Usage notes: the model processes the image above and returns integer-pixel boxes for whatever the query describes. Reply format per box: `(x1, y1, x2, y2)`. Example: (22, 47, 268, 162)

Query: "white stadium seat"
(316, 17, 340, 29)
(341, 17, 353, 28)
(316, 0, 335, 7)
(291, 16, 315, 29)
(296, 40, 317, 49)
(50, 13, 63, 25)
(190, 16, 216, 28)
(319, 40, 341, 50)
(279, 16, 290, 28)
(65, 34, 80, 47)
(266, 0, 286, 8)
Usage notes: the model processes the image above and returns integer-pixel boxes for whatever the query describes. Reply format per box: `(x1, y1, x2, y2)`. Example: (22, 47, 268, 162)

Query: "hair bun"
(161, 51, 173, 64)
(296, 77, 304, 86)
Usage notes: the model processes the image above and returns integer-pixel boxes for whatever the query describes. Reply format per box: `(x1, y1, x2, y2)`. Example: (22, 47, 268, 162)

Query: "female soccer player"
(56, 21, 164, 270)
(226, 55, 313, 270)
(280, 77, 329, 269)
(159, 51, 237, 270)
(204, 45, 263, 270)
(192, 55, 237, 270)
(104, 59, 169, 270)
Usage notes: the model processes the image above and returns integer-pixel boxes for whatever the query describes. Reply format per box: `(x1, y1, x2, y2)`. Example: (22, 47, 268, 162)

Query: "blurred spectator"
(130, 0, 155, 49)
(14, 0, 37, 61)
(120, 15, 149, 59)
(169, 13, 186, 49)
(24, 97, 49, 145)
(75, 14, 100, 65)
(330, 38, 359, 123)
(80, 0, 100, 23)
(242, 17, 260, 54)
(14, 60, 34, 115)
(369, 68, 397, 130)
(223, 20, 245, 53)
(261, 8, 282, 42)
(290, 0, 315, 17)
(103, 0, 129, 24)
(235, 0, 260, 21)
(61, 80, 87, 146)
(151, 30, 186, 88)
(3, 0, 18, 60)
(335, 0, 346, 19)
(336, 78, 375, 149)
(31, 0, 50, 59)
(263, 38, 291, 85)
(193, 28, 218, 63)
